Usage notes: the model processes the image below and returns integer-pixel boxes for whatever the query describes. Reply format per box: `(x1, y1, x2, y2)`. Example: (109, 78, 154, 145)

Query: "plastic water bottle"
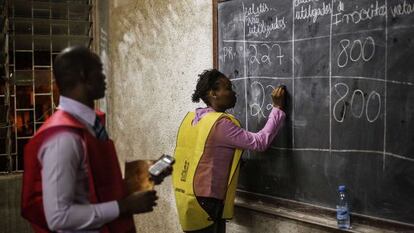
(336, 185, 350, 229)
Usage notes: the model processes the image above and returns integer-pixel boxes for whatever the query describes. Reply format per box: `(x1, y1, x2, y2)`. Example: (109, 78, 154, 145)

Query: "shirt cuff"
(97, 200, 120, 222)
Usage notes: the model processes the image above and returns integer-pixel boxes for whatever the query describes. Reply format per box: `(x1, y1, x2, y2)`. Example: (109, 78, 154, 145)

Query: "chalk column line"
(242, 2, 250, 159)
(329, 0, 334, 152)
(292, 0, 296, 148)
(383, 0, 389, 171)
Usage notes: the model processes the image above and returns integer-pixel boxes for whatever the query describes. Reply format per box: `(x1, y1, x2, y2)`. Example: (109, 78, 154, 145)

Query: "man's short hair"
(53, 46, 98, 93)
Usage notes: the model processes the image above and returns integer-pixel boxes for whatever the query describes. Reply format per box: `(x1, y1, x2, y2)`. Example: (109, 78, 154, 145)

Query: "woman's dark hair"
(192, 69, 226, 105)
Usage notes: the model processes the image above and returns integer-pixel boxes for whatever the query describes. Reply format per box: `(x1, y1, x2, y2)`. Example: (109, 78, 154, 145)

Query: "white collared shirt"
(38, 96, 119, 233)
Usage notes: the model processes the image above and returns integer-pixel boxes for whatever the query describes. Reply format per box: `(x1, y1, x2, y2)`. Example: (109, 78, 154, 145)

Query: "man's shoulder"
(32, 119, 85, 151)
(37, 110, 87, 134)
(41, 128, 83, 148)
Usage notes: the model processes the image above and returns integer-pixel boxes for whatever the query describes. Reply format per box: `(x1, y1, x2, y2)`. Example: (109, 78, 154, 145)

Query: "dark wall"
(0, 175, 32, 233)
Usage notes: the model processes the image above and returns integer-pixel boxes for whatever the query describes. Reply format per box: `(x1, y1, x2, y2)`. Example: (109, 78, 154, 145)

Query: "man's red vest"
(21, 110, 135, 233)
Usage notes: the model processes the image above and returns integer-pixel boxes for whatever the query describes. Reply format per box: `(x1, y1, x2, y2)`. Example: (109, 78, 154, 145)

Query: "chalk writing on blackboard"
(217, 0, 414, 225)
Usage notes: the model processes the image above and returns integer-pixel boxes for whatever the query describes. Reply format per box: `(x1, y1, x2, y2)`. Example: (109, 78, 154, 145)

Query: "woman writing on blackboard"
(172, 69, 286, 233)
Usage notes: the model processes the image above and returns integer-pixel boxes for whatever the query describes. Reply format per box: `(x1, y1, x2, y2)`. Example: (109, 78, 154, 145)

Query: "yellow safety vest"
(173, 111, 243, 231)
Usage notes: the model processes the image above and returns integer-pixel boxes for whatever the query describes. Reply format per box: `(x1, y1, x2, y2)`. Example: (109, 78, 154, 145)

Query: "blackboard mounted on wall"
(214, 0, 414, 226)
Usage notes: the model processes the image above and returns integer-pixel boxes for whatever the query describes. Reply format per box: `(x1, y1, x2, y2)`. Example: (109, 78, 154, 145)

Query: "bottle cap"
(338, 185, 346, 191)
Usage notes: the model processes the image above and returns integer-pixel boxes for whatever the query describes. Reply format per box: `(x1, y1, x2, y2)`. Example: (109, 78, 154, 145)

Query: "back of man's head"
(53, 46, 96, 94)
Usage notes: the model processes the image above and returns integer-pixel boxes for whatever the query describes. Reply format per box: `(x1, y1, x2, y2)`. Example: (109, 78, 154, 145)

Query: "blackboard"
(215, 0, 414, 225)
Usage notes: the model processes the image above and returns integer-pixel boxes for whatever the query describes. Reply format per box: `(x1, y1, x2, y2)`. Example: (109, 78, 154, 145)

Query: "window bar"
(49, 1, 55, 114)
(4, 0, 12, 173)
(67, 3, 70, 47)
(30, 2, 35, 171)
(88, 0, 93, 48)
(11, 1, 17, 172)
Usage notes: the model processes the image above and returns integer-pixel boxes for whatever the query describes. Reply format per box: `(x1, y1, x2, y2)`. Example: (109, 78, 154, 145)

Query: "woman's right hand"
(271, 85, 286, 110)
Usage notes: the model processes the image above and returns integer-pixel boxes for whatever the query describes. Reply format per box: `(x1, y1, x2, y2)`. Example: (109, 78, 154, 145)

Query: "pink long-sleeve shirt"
(193, 107, 285, 200)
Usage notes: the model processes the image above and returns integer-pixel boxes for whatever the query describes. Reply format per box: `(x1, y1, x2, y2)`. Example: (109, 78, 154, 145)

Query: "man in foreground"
(21, 46, 158, 233)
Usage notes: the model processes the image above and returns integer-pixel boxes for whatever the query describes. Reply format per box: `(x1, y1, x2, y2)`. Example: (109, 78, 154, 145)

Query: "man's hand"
(150, 166, 173, 185)
(272, 85, 286, 110)
(117, 190, 158, 216)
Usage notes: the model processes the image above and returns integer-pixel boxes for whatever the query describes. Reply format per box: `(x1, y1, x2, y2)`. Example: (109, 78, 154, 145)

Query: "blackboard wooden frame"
(212, 0, 414, 231)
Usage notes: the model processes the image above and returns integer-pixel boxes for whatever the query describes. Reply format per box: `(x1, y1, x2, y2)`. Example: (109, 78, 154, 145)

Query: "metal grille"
(0, 0, 94, 173)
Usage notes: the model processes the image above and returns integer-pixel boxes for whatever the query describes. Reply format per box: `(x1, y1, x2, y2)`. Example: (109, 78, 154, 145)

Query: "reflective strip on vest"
(172, 112, 243, 231)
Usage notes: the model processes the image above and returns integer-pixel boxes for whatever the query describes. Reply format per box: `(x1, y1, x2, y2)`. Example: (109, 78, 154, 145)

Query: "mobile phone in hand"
(148, 154, 175, 176)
